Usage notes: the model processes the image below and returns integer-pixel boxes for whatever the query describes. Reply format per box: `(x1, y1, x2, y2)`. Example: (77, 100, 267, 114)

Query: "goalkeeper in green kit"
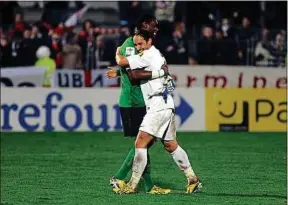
(106, 15, 171, 194)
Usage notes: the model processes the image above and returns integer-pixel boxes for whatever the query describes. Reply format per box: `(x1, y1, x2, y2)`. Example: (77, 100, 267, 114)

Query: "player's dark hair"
(135, 29, 154, 44)
(136, 15, 157, 30)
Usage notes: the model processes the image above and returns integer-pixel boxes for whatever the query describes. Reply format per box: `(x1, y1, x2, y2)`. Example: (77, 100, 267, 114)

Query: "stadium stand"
(0, 1, 286, 69)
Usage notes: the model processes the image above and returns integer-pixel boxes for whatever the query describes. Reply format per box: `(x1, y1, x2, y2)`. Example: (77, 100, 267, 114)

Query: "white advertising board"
(0, 88, 205, 132)
(0, 67, 46, 87)
(169, 65, 286, 88)
(53, 70, 118, 87)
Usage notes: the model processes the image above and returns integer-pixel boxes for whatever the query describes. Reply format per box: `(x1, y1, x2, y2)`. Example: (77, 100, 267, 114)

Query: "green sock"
(114, 147, 135, 180)
(114, 147, 154, 192)
(142, 153, 154, 192)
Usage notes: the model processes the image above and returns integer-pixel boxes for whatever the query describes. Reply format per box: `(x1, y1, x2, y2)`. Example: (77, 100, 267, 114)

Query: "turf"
(1, 132, 287, 205)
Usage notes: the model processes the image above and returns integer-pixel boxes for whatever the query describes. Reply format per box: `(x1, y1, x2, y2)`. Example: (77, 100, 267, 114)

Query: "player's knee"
(163, 140, 178, 153)
(135, 139, 144, 148)
(135, 131, 151, 148)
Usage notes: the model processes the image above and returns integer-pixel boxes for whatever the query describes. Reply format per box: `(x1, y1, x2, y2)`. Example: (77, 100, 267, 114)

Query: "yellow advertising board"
(206, 88, 287, 132)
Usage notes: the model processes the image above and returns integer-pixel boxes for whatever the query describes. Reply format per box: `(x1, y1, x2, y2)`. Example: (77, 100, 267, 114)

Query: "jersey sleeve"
(127, 53, 150, 70)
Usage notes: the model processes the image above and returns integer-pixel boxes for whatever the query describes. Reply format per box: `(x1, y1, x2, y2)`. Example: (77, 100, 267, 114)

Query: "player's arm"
(116, 47, 169, 80)
(127, 64, 169, 81)
(116, 48, 156, 80)
(126, 54, 169, 81)
(107, 44, 129, 78)
(115, 47, 130, 67)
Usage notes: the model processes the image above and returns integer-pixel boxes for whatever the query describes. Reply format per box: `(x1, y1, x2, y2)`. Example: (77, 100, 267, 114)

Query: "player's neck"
(146, 45, 153, 50)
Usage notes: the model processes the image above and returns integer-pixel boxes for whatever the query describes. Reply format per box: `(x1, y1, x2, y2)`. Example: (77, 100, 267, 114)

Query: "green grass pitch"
(1, 132, 287, 205)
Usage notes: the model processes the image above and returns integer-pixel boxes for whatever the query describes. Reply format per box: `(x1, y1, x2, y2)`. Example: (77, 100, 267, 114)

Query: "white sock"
(129, 148, 147, 190)
(171, 146, 196, 180)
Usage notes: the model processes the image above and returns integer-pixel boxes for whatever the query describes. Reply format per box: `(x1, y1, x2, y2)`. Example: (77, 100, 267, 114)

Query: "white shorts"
(139, 109, 176, 141)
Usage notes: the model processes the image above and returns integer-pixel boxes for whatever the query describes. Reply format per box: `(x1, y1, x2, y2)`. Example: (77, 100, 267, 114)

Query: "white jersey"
(127, 46, 175, 113)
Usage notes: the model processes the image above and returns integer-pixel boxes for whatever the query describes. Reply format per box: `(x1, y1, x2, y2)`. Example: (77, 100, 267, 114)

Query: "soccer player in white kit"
(114, 30, 202, 194)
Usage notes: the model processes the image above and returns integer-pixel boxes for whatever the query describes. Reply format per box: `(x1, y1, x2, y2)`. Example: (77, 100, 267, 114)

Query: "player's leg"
(162, 140, 201, 193)
(120, 107, 133, 137)
(128, 131, 154, 191)
(113, 130, 154, 194)
(131, 106, 146, 137)
(111, 107, 133, 185)
(131, 106, 154, 192)
(114, 110, 172, 194)
(112, 147, 134, 180)
(111, 107, 152, 188)
(161, 110, 201, 193)
(128, 109, 167, 192)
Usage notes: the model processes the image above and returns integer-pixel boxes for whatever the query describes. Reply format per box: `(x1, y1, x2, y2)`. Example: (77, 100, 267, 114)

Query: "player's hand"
(115, 47, 122, 63)
(106, 67, 118, 79)
(166, 75, 176, 93)
(161, 64, 169, 76)
(116, 47, 121, 56)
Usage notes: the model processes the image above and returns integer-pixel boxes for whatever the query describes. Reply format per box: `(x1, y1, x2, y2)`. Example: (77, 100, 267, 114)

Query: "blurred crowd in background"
(0, 1, 287, 70)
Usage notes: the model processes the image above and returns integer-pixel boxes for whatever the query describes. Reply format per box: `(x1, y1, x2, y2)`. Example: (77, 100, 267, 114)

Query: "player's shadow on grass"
(206, 193, 286, 199)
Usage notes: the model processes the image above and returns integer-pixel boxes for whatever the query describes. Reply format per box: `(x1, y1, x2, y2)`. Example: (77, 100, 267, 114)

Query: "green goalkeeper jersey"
(119, 37, 145, 107)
